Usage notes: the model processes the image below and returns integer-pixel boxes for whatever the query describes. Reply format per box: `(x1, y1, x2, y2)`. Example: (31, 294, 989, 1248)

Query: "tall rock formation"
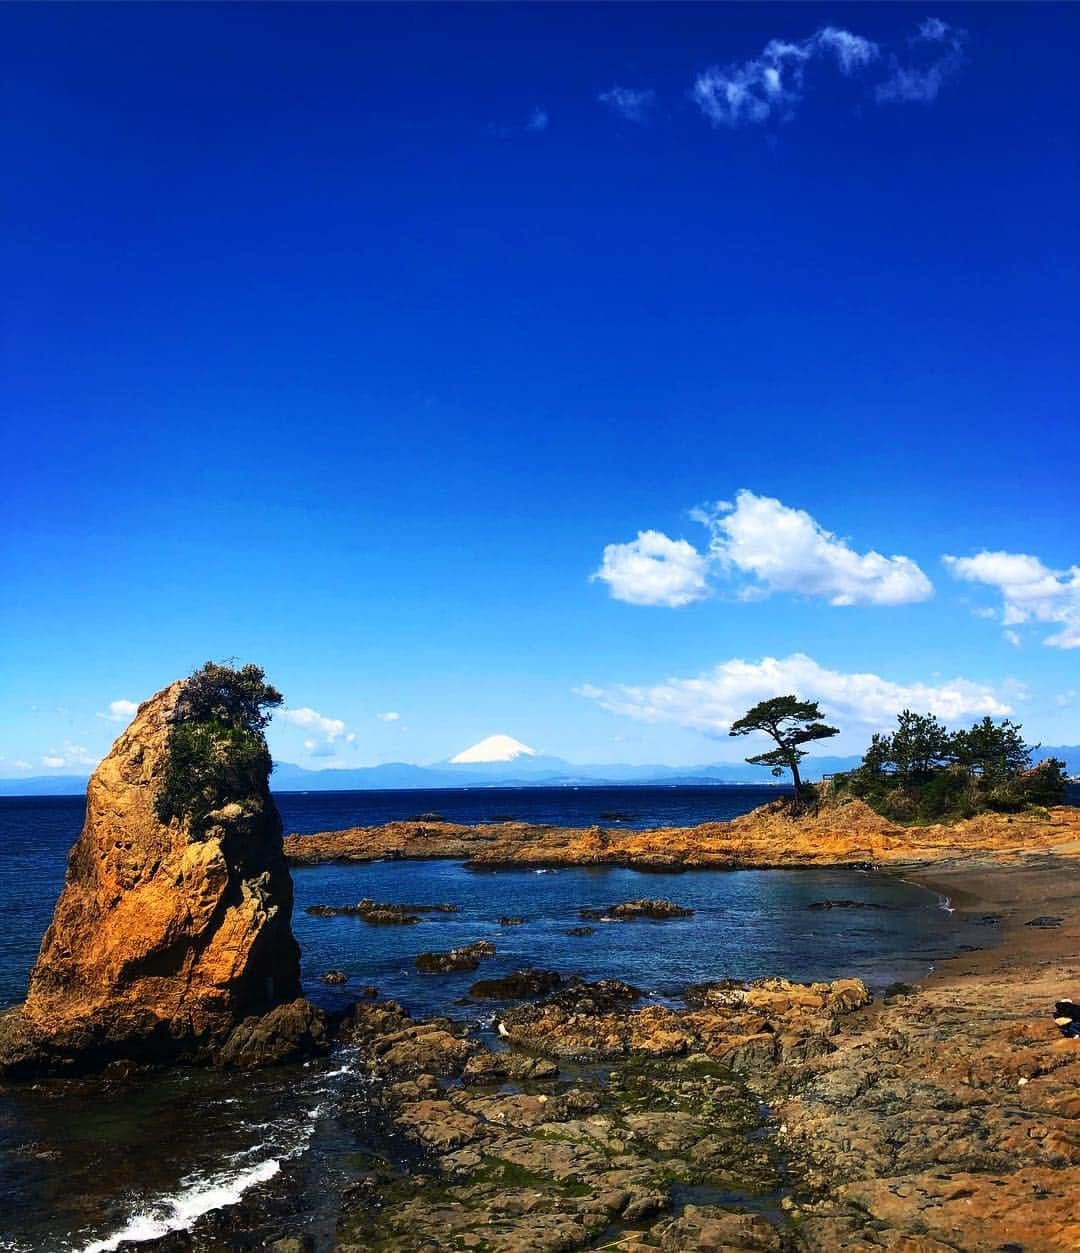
(0, 676, 307, 1075)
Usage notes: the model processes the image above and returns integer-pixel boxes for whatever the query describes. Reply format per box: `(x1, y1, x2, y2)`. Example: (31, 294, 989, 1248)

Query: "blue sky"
(2, 2, 1077, 776)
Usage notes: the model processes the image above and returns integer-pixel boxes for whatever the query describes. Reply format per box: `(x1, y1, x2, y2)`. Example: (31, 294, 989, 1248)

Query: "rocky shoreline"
(282, 799, 1080, 871)
(6, 693, 1077, 1253)
(122, 842, 1079, 1252)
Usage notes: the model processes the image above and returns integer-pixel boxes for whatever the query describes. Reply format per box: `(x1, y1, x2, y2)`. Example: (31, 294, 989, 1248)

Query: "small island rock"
(0, 671, 307, 1076)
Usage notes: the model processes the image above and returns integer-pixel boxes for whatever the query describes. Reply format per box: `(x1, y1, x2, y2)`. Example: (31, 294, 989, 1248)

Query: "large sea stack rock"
(0, 679, 306, 1076)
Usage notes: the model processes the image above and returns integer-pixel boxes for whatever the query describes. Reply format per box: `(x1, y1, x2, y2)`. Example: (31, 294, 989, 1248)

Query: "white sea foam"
(77, 1089, 329, 1253)
(77, 1157, 283, 1252)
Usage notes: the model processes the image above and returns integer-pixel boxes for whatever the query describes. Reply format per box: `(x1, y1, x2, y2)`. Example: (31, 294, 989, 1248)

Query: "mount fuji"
(449, 735, 538, 764)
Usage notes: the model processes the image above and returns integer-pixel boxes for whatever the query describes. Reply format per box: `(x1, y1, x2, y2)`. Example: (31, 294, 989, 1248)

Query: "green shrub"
(155, 661, 282, 839)
(833, 713, 1068, 825)
(986, 759, 1069, 811)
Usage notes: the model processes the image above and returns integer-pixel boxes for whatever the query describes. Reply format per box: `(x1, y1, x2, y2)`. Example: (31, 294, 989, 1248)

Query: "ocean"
(0, 785, 988, 1251)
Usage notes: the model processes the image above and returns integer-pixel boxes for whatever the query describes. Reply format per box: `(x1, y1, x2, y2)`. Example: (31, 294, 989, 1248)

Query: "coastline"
(11, 804, 1078, 1251)
(169, 822, 1078, 1250)
(283, 799, 1080, 871)
(901, 851, 1080, 999)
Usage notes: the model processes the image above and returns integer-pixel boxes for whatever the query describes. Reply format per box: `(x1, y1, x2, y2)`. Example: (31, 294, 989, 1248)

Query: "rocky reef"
(579, 898, 694, 921)
(415, 940, 496, 974)
(283, 798, 1080, 871)
(319, 943, 1079, 1251)
(305, 898, 459, 924)
(0, 673, 313, 1076)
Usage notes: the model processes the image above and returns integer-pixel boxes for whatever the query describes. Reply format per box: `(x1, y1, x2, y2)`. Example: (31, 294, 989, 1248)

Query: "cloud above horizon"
(592, 529, 711, 607)
(598, 86, 657, 123)
(691, 25, 879, 127)
(944, 550, 1080, 649)
(578, 653, 1012, 740)
(97, 698, 138, 723)
(278, 707, 347, 740)
(276, 706, 357, 761)
(491, 108, 549, 139)
(41, 740, 98, 770)
(593, 490, 933, 608)
(700, 490, 934, 606)
(876, 18, 968, 105)
(690, 18, 966, 128)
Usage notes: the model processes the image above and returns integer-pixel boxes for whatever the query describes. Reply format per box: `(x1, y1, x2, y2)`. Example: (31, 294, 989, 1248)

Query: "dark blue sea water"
(0, 786, 991, 1251)
(2, 786, 784, 1008)
(0, 784, 953, 1010)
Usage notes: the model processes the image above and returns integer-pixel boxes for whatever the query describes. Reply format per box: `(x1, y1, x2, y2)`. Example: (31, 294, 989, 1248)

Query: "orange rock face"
(283, 798, 1080, 871)
(7, 681, 300, 1070)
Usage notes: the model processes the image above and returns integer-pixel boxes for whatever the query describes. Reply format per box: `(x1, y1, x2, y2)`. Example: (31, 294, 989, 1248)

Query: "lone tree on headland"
(729, 695, 839, 808)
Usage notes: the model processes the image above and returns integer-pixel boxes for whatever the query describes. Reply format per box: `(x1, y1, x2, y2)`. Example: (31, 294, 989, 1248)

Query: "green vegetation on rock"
(832, 710, 1068, 823)
(154, 660, 283, 839)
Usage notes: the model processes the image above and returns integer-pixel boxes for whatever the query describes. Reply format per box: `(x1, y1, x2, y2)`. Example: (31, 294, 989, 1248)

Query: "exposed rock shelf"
(327, 910, 1080, 1252)
(284, 799, 1080, 871)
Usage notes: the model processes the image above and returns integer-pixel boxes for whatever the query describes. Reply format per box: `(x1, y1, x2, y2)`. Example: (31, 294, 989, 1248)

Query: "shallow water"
(294, 859, 966, 1019)
(2, 786, 784, 1008)
(0, 787, 988, 1251)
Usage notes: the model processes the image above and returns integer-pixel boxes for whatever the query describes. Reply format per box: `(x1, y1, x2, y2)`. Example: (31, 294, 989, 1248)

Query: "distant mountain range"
(4, 745, 1079, 797)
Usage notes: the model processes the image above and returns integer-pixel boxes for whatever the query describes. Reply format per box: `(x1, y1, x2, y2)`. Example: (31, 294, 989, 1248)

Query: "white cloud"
(943, 551, 1080, 650)
(303, 738, 338, 758)
(595, 492, 933, 609)
(917, 18, 950, 42)
(1057, 690, 1078, 708)
(1003, 629, 1022, 648)
(278, 706, 347, 743)
(876, 18, 967, 104)
(815, 27, 881, 74)
(578, 653, 1011, 740)
(42, 741, 98, 770)
(598, 86, 657, 123)
(491, 109, 549, 139)
(698, 490, 933, 606)
(97, 698, 138, 723)
(377, 711, 401, 722)
(691, 26, 878, 128)
(14, 760, 31, 770)
(592, 529, 711, 607)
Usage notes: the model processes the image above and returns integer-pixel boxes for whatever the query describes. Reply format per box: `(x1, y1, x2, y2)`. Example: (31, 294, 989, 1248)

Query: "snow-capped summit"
(450, 734, 538, 764)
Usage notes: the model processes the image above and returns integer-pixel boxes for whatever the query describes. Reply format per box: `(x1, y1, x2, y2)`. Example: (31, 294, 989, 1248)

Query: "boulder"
(305, 899, 458, 924)
(415, 941, 495, 973)
(217, 998, 329, 1069)
(580, 899, 693, 921)
(684, 979, 749, 1009)
(461, 1051, 559, 1083)
(469, 969, 563, 1000)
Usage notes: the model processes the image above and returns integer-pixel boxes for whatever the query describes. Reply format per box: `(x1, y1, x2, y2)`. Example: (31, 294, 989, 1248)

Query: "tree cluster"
(155, 661, 283, 839)
(836, 710, 1067, 822)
